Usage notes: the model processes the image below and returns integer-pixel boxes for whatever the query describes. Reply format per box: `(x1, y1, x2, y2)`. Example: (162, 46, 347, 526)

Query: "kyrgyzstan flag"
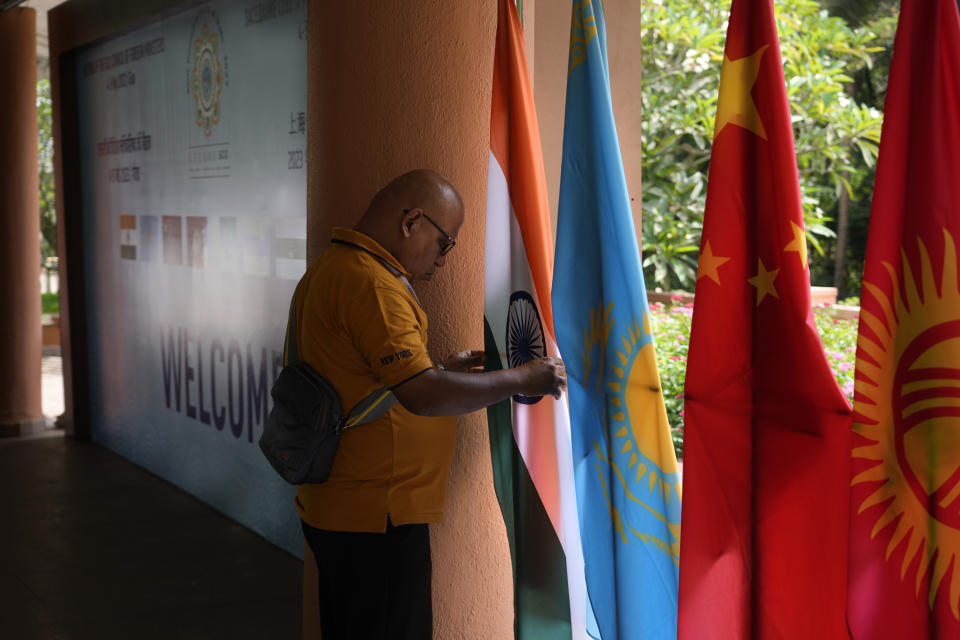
(677, 0, 852, 637)
(847, 1, 960, 637)
(483, 0, 586, 637)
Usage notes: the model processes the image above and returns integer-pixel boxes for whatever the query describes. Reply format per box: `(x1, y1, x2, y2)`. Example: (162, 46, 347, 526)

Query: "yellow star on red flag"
(697, 240, 731, 285)
(748, 258, 780, 305)
(714, 45, 769, 140)
(783, 220, 808, 269)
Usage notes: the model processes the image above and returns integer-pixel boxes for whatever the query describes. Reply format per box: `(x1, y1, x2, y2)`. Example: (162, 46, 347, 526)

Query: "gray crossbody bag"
(258, 286, 398, 485)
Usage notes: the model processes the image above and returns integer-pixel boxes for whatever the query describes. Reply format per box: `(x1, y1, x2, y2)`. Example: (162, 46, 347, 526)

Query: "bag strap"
(369, 254, 421, 308)
(331, 238, 422, 308)
(282, 291, 301, 367)
(344, 388, 397, 428)
(283, 278, 397, 431)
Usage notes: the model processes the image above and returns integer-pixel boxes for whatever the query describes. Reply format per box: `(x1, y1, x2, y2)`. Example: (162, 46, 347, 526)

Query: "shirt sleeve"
(350, 284, 434, 389)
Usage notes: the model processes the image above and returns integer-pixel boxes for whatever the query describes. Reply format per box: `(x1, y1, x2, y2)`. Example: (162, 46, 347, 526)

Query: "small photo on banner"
(120, 214, 137, 260)
(273, 216, 306, 280)
(162, 215, 183, 265)
(241, 216, 272, 277)
(140, 215, 160, 262)
(217, 217, 241, 272)
(186, 216, 208, 268)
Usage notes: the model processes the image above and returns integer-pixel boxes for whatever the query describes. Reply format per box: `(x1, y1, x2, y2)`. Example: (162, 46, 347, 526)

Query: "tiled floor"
(0, 436, 302, 639)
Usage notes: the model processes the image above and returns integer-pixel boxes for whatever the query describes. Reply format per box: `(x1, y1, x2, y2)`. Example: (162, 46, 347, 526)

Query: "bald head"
(355, 169, 465, 281)
(365, 170, 462, 218)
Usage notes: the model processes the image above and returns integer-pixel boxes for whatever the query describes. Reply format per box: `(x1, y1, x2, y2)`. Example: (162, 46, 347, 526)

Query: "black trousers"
(301, 519, 432, 640)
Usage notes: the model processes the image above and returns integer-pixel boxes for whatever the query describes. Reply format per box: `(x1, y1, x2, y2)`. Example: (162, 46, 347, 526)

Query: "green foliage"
(837, 2, 899, 110)
(821, 0, 897, 28)
(649, 301, 693, 458)
(650, 301, 858, 460)
(781, 3, 884, 255)
(41, 292, 60, 315)
(815, 4, 898, 298)
(38, 78, 57, 267)
(640, 0, 885, 290)
(813, 308, 858, 399)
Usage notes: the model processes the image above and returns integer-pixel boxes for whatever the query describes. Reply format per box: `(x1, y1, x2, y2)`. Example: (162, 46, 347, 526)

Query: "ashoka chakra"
(507, 290, 546, 405)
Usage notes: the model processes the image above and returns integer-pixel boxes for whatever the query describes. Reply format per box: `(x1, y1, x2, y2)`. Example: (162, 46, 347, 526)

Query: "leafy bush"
(41, 292, 59, 315)
(640, 0, 884, 291)
(38, 78, 56, 267)
(651, 301, 858, 459)
(813, 307, 858, 400)
(649, 300, 693, 458)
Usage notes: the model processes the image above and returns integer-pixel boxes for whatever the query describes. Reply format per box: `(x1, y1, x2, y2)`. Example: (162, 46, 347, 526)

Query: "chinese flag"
(847, 1, 960, 637)
(677, 0, 852, 637)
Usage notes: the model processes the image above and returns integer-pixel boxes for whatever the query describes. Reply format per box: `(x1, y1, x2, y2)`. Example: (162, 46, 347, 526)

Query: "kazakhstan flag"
(552, 2, 681, 639)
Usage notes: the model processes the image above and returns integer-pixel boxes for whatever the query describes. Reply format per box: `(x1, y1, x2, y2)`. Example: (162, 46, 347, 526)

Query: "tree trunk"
(833, 178, 850, 293)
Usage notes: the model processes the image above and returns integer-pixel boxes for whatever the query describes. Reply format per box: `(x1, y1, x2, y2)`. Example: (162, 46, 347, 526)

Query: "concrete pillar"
(305, 1, 512, 637)
(0, 8, 42, 437)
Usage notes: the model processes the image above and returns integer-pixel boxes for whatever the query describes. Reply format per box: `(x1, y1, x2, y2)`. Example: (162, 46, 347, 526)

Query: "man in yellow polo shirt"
(292, 169, 565, 640)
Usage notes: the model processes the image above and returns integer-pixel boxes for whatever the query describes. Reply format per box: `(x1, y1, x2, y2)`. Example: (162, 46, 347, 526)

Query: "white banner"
(73, 0, 308, 555)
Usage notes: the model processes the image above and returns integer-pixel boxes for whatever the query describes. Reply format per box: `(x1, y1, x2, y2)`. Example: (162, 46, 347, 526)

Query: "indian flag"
(483, 0, 586, 637)
(120, 214, 137, 260)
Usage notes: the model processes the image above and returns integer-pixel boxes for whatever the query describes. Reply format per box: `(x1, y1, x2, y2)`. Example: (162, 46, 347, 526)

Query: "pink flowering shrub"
(813, 311, 859, 402)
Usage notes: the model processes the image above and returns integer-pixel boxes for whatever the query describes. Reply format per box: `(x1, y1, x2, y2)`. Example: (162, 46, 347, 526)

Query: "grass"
(41, 292, 59, 315)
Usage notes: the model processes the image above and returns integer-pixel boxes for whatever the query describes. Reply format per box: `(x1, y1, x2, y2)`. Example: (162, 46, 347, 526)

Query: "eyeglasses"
(405, 209, 456, 256)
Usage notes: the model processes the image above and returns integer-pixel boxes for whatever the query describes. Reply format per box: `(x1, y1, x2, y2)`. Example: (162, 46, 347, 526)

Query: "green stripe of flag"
(484, 317, 571, 640)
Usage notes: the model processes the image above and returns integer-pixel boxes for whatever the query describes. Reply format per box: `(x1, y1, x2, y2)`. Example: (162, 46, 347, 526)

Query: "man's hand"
(441, 349, 486, 372)
(393, 355, 567, 417)
(518, 357, 567, 399)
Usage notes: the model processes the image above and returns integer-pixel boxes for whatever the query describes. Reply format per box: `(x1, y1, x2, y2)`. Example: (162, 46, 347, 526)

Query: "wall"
(534, 0, 643, 239)
(307, 2, 513, 636)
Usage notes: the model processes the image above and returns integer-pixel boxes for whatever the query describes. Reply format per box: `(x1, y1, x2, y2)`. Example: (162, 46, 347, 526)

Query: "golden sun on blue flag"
(552, 2, 681, 639)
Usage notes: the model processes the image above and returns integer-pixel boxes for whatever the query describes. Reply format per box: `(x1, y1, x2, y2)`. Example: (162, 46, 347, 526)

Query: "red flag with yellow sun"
(678, 0, 852, 637)
(848, 1, 960, 637)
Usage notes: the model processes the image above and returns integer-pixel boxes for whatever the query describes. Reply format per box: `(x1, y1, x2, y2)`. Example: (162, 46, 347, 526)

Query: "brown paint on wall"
(0, 8, 42, 426)
(534, 0, 643, 239)
(306, 1, 513, 637)
(605, 0, 644, 234)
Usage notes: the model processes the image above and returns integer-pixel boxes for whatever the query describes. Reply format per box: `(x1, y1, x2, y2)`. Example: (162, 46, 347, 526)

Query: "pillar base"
(0, 418, 48, 438)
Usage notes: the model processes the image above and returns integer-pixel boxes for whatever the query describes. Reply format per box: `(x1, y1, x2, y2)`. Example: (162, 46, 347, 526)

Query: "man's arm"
(392, 357, 566, 417)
